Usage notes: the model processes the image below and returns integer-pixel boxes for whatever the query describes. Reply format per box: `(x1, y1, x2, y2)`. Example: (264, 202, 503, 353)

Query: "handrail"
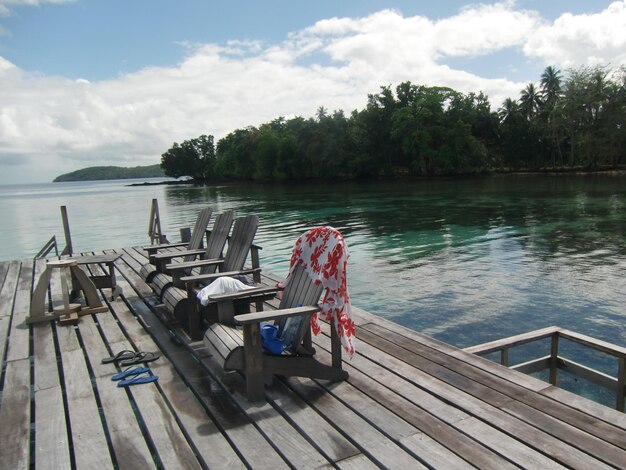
(34, 235, 59, 259)
(465, 327, 626, 412)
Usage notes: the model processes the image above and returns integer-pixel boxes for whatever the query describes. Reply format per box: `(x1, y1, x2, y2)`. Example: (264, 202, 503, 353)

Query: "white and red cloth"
(286, 226, 355, 357)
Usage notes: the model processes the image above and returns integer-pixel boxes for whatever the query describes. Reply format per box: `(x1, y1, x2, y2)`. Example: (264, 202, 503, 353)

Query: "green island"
(53, 164, 164, 182)
(161, 65, 625, 182)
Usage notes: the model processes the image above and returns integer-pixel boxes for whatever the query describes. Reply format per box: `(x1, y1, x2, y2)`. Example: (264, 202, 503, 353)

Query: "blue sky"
(0, 0, 624, 183)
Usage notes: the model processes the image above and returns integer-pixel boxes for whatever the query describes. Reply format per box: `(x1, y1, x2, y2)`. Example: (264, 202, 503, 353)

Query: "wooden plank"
(463, 326, 559, 354)
(0, 358, 31, 470)
(502, 401, 626, 469)
(353, 307, 551, 392)
(99, 267, 242, 469)
(366, 325, 626, 449)
(32, 256, 72, 470)
(32, 255, 71, 470)
(0, 260, 10, 290)
(48, 253, 114, 468)
(114, 250, 353, 468)
(0, 262, 20, 368)
(313, 323, 551, 469)
(77, 316, 156, 468)
(286, 377, 428, 468)
(113, 300, 284, 467)
(400, 431, 479, 470)
(362, 323, 626, 452)
(355, 326, 615, 469)
(5, 262, 30, 363)
(0, 261, 32, 470)
(93, 302, 201, 469)
(335, 453, 381, 469)
(60, 348, 114, 468)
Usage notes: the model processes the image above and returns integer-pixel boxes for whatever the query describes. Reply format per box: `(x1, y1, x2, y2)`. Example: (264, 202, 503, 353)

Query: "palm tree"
(540, 66, 563, 166)
(540, 66, 562, 106)
(519, 83, 542, 120)
(498, 97, 519, 124)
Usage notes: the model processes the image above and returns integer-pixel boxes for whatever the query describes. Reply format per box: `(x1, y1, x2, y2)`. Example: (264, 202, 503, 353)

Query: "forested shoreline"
(160, 65, 625, 182)
(54, 164, 164, 182)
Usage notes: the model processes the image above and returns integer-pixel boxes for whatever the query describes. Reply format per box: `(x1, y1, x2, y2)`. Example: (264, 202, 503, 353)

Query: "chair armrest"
(152, 248, 205, 261)
(235, 305, 320, 325)
(167, 257, 224, 273)
(143, 241, 187, 253)
(207, 286, 281, 302)
(180, 267, 261, 285)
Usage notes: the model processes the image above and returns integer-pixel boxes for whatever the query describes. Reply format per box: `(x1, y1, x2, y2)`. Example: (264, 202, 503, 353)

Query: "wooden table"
(71, 253, 122, 300)
(27, 259, 108, 324)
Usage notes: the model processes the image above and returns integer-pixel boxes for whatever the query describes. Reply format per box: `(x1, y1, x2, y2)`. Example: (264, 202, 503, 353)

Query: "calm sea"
(1, 175, 625, 404)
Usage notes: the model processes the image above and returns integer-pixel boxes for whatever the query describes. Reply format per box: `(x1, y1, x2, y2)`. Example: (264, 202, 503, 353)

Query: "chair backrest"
(183, 207, 213, 261)
(200, 210, 235, 274)
(222, 215, 259, 272)
(277, 263, 324, 353)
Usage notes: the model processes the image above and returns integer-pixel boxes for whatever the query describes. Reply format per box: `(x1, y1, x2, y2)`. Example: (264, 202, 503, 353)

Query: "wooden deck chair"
(160, 214, 260, 338)
(147, 210, 235, 296)
(203, 263, 348, 401)
(140, 206, 213, 281)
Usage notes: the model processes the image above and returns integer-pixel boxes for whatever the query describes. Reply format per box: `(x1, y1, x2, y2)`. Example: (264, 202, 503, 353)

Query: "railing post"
(148, 198, 167, 244)
(251, 246, 261, 283)
(549, 332, 559, 385)
(501, 347, 509, 366)
(617, 357, 625, 412)
(60, 205, 73, 256)
(179, 227, 191, 243)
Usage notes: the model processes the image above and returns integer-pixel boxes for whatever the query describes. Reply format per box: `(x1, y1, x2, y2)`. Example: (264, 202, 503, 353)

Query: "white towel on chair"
(197, 277, 254, 306)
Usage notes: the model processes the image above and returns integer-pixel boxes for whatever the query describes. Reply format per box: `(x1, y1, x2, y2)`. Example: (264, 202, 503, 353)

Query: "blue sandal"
(111, 366, 150, 381)
(117, 372, 159, 387)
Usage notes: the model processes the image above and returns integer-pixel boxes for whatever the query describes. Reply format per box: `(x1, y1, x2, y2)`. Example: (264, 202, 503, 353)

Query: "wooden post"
(617, 357, 625, 412)
(549, 333, 559, 386)
(179, 227, 191, 243)
(501, 347, 509, 367)
(251, 246, 261, 283)
(243, 323, 264, 401)
(60, 206, 73, 256)
(148, 198, 167, 244)
(331, 321, 343, 370)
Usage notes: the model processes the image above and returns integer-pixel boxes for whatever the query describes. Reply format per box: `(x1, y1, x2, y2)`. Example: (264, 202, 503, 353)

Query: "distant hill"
(53, 164, 165, 182)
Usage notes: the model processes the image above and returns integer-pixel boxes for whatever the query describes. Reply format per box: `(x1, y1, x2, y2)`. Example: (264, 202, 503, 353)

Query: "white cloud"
(0, 2, 624, 183)
(524, 1, 626, 67)
(0, 0, 75, 16)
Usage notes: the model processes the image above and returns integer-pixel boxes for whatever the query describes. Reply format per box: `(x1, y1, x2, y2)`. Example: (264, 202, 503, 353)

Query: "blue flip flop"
(117, 372, 159, 387)
(111, 366, 150, 381)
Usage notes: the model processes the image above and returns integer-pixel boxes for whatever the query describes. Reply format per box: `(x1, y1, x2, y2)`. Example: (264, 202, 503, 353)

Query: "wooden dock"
(1, 247, 625, 469)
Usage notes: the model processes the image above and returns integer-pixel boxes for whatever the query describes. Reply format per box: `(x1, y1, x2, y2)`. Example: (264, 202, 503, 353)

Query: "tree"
(160, 134, 215, 180)
(519, 83, 542, 121)
(539, 66, 564, 166)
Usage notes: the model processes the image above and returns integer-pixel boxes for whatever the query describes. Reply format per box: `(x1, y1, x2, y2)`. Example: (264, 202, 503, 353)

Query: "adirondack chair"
(140, 206, 213, 281)
(160, 214, 260, 338)
(139, 207, 213, 283)
(147, 210, 235, 294)
(203, 263, 349, 401)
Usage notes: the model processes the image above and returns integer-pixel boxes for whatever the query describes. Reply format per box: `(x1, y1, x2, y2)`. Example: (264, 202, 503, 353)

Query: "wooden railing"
(35, 205, 74, 259)
(464, 326, 626, 412)
(34, 235, 60, 259)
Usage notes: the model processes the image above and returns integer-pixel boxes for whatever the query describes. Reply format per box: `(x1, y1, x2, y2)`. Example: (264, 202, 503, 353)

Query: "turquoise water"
(1, 175, 625, 403)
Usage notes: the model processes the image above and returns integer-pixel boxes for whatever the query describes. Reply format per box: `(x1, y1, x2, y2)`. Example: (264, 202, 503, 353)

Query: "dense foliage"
(161, 65, 625, 181)
(53, 164, 164, 182)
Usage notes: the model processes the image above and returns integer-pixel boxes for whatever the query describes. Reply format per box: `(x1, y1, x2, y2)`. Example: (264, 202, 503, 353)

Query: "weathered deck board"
(32, 257, 72, 470)
(0, 247, 625, 470)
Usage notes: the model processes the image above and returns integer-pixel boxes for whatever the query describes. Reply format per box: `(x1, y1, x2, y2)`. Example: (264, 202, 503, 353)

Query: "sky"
(0, 1, 625, 184)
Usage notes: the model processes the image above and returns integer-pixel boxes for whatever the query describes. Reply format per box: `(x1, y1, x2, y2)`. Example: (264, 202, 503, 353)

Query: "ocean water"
(1, 175, 625, 405)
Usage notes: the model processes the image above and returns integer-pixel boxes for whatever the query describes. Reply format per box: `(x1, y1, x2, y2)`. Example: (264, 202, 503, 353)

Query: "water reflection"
(1, 175, 625, 354)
